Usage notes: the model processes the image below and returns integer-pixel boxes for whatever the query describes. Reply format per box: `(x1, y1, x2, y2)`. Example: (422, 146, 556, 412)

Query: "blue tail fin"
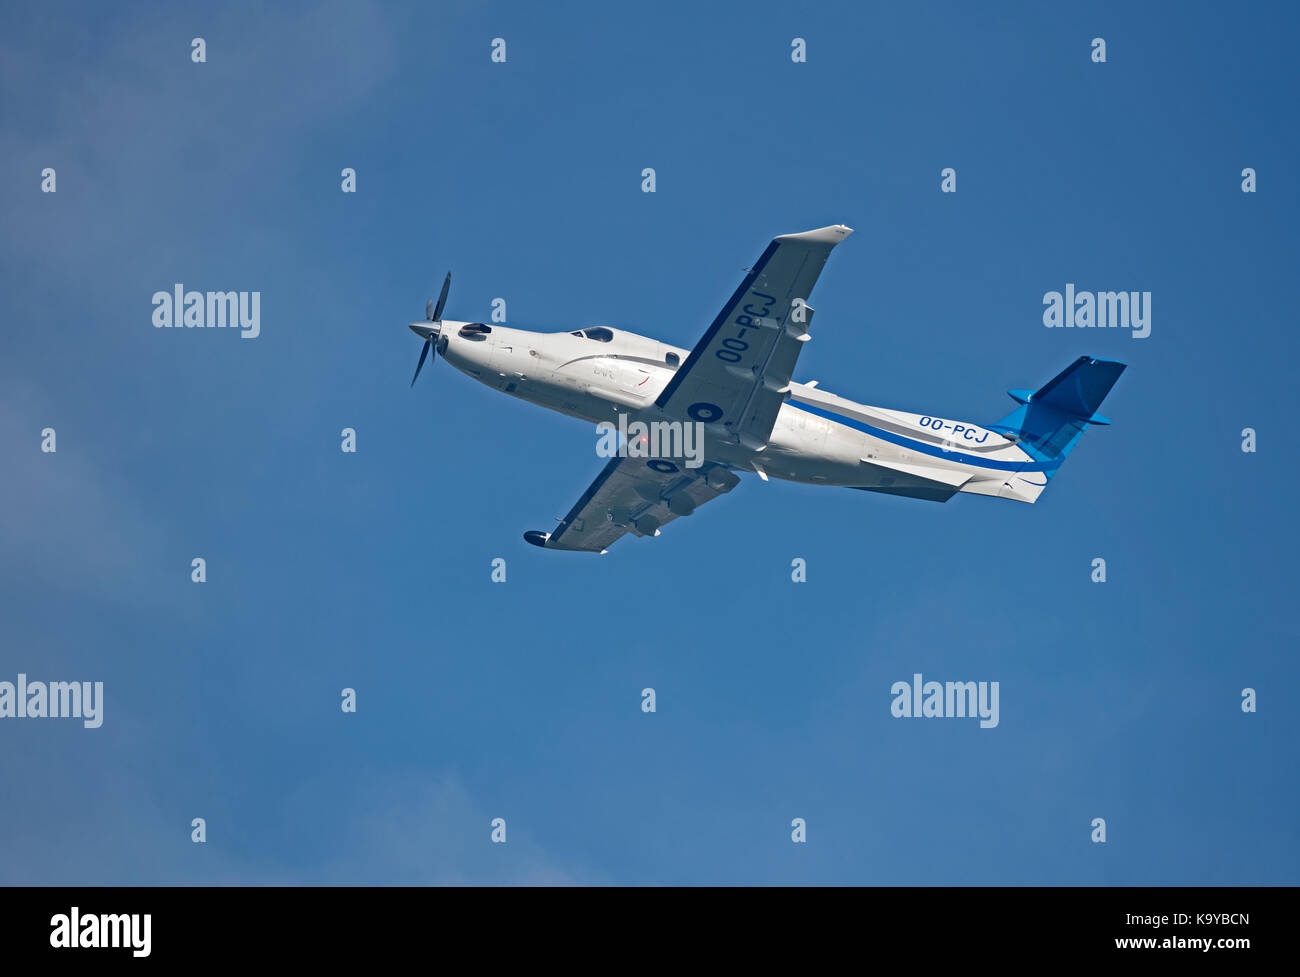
(990, 357, 1126, 468)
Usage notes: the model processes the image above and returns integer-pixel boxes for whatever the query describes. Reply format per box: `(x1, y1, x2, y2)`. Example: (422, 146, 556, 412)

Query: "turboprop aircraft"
(408, 225, 1126, 553)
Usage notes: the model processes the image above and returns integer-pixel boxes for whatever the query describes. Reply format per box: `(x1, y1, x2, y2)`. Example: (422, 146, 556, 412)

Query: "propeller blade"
(410, 339, 432, 386)
(429, 272, 451, 321)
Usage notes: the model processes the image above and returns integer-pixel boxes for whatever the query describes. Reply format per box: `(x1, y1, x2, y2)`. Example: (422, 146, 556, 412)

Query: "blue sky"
(1, 0, 1296, 883)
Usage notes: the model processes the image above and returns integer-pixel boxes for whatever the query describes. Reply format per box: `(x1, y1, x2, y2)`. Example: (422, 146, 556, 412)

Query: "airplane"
(408, 225, 1126, 553)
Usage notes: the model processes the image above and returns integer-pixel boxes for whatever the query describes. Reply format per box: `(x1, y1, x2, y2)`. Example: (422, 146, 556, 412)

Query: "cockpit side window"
(583, 327, 614, 342)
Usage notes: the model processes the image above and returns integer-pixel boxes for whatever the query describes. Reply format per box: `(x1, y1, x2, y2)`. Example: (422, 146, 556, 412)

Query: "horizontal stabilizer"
(866, 458, 972, 489)
(854, 457, 972, 503)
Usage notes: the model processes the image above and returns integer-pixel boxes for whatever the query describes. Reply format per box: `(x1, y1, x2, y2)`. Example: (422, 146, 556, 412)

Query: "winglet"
(774, 224, 854, 246)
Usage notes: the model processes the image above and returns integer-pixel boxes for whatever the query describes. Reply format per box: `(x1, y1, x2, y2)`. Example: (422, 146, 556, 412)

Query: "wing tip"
(775, 224, 854, 246)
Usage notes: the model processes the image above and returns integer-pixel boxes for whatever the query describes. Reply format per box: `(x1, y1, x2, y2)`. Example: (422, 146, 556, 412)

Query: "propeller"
(411, 272, 451, 387)
(410, 334, 433, 385)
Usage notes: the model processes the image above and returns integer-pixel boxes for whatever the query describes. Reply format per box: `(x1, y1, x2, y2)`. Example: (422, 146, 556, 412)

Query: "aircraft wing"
(524, 455, 741, 553)
(655, 224, 853, 448)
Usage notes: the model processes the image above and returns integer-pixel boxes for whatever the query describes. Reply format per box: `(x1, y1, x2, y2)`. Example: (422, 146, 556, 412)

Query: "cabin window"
(665, 351, 680, 367)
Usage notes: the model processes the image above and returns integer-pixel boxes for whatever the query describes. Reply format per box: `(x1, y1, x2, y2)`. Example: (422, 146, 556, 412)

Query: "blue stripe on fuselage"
(785, 401, 1063, 473)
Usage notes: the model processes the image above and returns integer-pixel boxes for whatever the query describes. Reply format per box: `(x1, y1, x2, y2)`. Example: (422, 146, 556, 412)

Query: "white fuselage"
(434, 320, 1050, 503)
